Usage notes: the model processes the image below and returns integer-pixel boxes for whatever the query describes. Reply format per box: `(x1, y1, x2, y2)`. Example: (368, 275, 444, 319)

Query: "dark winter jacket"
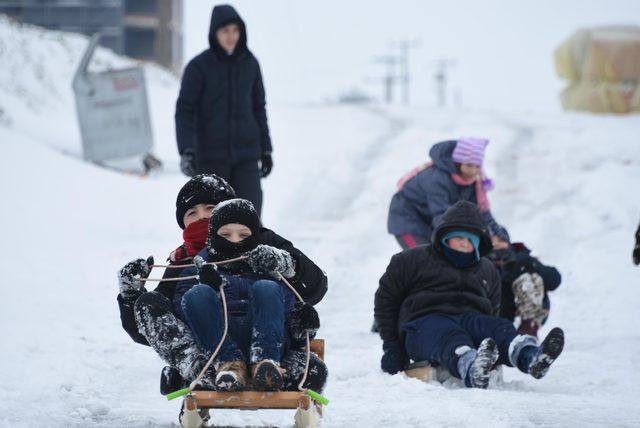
(375, 201, 501, 343)
(175, 5, 271, 168)
(488, 243, 561, 322)
(117, 227, 327, 346)
(387, 140, 479, 237)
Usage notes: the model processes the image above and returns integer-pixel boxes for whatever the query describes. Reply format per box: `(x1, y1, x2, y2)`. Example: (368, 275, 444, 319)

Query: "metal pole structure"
(393, 40, 421, 105)
(374, 55, 400, 104)
(431, 58, 457, 108)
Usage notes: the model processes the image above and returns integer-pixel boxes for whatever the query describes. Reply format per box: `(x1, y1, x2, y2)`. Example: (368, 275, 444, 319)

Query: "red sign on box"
(112, 75, 140, 91)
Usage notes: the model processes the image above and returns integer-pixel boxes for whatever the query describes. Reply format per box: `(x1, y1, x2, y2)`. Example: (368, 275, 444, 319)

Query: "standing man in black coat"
(374, 201, 565, 388)
(175, 4, 272, 217)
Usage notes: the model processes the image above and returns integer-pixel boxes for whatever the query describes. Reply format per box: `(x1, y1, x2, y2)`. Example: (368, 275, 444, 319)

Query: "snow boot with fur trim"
(214, 360, 248, 391)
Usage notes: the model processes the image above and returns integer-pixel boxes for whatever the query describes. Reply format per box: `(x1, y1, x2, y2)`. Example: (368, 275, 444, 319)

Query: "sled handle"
(305, 389, 329, 405)
(166, 387, 190, 401)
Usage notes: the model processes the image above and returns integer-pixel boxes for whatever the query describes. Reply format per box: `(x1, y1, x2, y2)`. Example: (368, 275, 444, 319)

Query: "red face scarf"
(170, 217, 210, 262)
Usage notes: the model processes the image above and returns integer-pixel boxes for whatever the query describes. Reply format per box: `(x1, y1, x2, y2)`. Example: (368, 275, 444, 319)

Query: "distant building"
(0, 0, 183, 73)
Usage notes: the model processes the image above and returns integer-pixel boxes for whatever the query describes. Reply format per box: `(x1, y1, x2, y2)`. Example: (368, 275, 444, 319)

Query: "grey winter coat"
(387, 140, 478, 238)
(375, 201, 501, 343)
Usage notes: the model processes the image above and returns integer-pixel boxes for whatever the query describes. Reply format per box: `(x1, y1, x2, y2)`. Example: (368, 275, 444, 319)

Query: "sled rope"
(188, 282, 230, 392)
(277, 273, 329, 405)
(276, 272, 312, 392)
(141, 256, 248, 282)
(166, 262, 328, 405)
(186, 271, 309, 393)
(152, 255, 247, 269)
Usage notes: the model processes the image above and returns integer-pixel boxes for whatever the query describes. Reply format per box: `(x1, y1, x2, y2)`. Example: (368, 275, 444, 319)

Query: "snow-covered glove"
(246, 245, 296, 278)
(118, 256, 154, 297)
(180, 149, 196, 177)
(289, 302, 320, 342)
(194, 255, 224, 289)
(260, 152, 273, 178)
(512, 272, 548, 322)
(380, 340, 409, 375)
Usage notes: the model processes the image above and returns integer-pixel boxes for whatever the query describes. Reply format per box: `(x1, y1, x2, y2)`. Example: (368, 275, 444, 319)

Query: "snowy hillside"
(2, 14, 640, 428)
(0, 15, 179, 164)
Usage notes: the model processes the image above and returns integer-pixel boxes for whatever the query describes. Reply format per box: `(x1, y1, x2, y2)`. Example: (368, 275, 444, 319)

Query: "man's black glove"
(180, 149, 196, 177)
(380, 340, 409, 375)
(246, 245, 296, 278)
(260, 152, 273, 178)
(194, 255, 224, 289)
(118, 256, 154, 297)
(289, 302, 320, 341)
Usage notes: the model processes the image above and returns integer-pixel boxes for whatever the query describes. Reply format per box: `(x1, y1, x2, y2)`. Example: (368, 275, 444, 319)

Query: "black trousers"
(197, 160, 263, 217)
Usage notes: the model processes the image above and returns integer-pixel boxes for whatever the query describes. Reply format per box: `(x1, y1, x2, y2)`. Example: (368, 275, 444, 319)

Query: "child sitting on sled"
(375, 201, 565, 388)
(117, 175, 327, 393)
(486, 224, 562, 338)
(174, 198, 320, 391)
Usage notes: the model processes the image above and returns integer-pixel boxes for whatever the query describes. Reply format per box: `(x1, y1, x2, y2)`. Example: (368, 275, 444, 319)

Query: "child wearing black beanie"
(174, 199, 320, 393)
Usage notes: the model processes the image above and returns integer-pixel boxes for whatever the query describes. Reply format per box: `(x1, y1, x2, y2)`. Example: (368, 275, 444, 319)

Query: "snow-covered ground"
(2, 16, 640, 428)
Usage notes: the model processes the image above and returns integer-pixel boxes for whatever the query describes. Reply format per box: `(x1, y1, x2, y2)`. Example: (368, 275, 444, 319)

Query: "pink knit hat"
(452, 137, 489, 166)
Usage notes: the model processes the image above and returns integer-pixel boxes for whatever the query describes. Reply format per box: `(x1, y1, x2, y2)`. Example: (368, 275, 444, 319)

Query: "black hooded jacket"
(488, 242, 561, 321)
(175, 5, 272, 168)
(117, 227, 327, 346)
(375, 201, 501, 343)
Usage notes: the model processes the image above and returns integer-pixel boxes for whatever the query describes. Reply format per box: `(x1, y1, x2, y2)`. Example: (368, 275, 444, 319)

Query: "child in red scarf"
(117, 174, 328, 394)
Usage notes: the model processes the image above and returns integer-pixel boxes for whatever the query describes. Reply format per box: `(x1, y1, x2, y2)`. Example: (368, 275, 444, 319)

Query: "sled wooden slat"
(310, 338, 324, 360)
(191, 390, 305, 409)
(189, 339, 325, 410)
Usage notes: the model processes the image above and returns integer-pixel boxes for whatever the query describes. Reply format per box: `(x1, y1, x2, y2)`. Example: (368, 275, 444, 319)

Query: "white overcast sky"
(183, 1, 640, 112)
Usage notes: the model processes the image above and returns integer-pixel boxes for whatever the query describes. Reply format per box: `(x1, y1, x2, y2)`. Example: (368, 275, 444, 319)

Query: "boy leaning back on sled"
(374, 201, 565, 388)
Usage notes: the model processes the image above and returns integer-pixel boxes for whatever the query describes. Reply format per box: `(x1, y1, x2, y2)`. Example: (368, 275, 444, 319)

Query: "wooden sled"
(405, 360, 504, 386)
(180, 339, 325, 428)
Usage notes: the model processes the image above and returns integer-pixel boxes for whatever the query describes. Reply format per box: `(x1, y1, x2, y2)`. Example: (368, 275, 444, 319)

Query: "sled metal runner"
(180, 339, 325, 428)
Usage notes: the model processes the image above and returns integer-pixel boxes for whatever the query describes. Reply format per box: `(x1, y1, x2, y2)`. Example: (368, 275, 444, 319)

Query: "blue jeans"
(402, 312, 520, 379)
(181, 279, 293, 364)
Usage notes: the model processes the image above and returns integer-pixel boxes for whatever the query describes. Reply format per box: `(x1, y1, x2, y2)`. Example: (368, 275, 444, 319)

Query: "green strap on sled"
(305, 389, 329, 405)
(166, 387, 190, 401)
(166, 387, 328, 405)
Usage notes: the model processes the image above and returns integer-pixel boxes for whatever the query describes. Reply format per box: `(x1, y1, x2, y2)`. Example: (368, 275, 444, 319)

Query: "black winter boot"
(282, 350, 328, 392)
(528, 327, 564, 379)
(160, 366, 186, 395)
(465, 338, 499, 389)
